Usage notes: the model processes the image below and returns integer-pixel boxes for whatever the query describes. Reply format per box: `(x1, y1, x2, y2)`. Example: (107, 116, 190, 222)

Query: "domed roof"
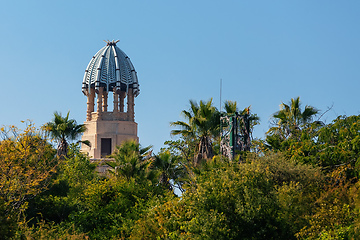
(82, 40, 139, 97)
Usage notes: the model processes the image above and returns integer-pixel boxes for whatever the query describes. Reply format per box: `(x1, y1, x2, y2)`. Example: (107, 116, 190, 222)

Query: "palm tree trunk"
(159, 173, 172, 190)
(195, 136, 214, 165)
(57, 139, 68, 159)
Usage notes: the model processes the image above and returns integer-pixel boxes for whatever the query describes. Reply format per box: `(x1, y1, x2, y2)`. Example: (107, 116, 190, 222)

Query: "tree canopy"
(2, 97, 360, 239)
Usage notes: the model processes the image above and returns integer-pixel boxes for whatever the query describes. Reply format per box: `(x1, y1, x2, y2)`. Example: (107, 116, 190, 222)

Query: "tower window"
(101, 138, 112, 157)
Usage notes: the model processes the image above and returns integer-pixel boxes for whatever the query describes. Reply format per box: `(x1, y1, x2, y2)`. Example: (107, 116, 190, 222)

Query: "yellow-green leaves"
(0, 123, 56, 218)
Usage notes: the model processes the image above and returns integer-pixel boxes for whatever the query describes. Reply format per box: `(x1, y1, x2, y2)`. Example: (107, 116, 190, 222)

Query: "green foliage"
(30, 141, 168, 239)
(317, 115, 360, 171)
(130, 196, 186, 239)
(271, 123, 321, 165)
(14, 220, 89, 240)
(164, 138, 194, 160)
(264, 115, 360, 239)
(44, 111, 86, 158)
(296, 179, 357, 240)
(60, 144, 97, 191)
(0, 197, 17, 239)
(0, 123, 56, 238)
(266, 97, 321, 151)
(107, 140, 155, 182)
(26, 144, 97, 225)
(132, 153, 323, 239)
(154, 150, 186, 191)
(223, 100, 260, 130)
(171, 99, 220, 164)
(68, 176, 168, 239)
(3, 102, 360, 239)
(267, 115, 360, 174)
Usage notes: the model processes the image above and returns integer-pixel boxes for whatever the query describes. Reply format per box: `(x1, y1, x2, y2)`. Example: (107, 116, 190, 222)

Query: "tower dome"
(82, 40, 139, 97)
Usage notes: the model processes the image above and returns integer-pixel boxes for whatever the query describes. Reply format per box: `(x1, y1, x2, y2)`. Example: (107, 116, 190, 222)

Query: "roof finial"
(104, 39, 120, 46)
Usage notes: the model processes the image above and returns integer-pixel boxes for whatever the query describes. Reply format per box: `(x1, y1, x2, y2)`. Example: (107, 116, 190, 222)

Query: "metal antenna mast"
(220, 79, 222, 157)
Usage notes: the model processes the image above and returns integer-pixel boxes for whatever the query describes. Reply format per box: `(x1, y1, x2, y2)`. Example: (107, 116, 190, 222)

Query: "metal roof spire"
(104, 39, 120, 46)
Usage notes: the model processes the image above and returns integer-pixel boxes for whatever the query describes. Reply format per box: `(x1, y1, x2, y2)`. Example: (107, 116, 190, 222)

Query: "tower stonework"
(81, 40, 139, 159)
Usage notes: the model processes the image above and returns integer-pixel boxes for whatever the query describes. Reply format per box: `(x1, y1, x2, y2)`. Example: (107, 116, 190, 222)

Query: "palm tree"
(223, 100, 260, 129)
(224, 100, 238, 114)
(153, 150, 185, 192)
(44, 111, 86, 159)
(171, 99, 220, 165)
(107, 140, 154, 181)
(267, 97, 319, 140)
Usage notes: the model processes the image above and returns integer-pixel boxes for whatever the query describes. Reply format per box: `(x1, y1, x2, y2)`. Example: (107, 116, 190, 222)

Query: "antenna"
(220, 79, 222, 113)
(220, 79, 222, 158)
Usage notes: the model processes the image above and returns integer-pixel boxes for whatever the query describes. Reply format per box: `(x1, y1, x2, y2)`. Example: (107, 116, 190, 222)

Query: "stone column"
(86, 88, 95, 121)
(97, 87, 103, 114)
(102, 91, 108, 112)
(86, 89, 91, 121)
(113, 88, 119, 113)
(119, 91, 126, 112)
(90, 88, 95, 113)
(127, 89, 135, 121)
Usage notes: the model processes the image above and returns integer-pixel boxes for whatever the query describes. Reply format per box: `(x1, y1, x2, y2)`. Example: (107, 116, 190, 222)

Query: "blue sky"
(1, 1, 359, 153)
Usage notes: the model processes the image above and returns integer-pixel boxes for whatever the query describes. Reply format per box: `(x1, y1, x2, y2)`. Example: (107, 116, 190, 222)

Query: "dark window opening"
(101, 138, 112, 157)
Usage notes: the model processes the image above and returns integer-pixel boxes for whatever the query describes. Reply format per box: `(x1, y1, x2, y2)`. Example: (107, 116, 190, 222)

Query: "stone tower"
(81, 40, 139, 159)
